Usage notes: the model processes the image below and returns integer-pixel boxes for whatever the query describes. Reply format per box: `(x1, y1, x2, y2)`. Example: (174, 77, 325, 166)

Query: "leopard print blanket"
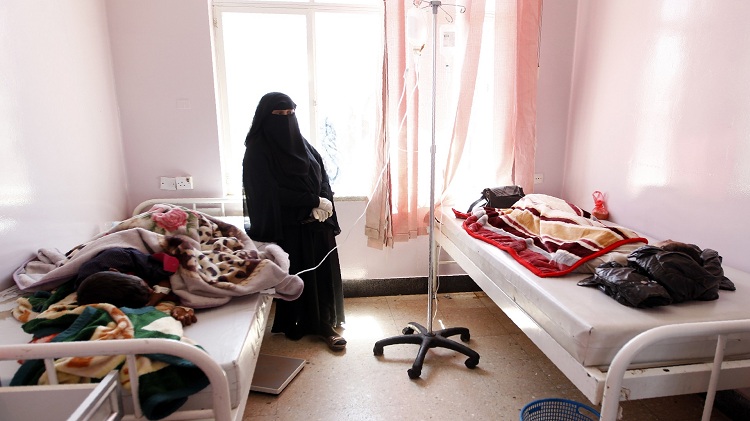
(13, 204, 303, 308)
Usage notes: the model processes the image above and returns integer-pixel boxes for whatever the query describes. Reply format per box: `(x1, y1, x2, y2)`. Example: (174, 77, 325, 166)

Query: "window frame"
(211, 1, 383, 197)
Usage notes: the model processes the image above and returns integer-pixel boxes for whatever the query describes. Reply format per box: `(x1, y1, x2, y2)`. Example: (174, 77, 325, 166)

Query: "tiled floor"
(243, 292, 731, 420)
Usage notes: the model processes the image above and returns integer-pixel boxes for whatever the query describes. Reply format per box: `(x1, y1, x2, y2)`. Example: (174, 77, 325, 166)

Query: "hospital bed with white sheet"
(0, 198, 285, 421)
(435, 200, 750, 420)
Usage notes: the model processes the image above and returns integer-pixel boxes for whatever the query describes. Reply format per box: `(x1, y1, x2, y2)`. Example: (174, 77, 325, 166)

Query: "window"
(212, 1, 384, 197)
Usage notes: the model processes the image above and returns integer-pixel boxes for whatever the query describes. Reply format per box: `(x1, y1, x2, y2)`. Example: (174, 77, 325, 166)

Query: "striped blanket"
(454, 194, 647, 277)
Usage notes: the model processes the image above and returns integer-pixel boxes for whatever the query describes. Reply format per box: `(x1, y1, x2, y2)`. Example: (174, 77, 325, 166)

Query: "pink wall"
(534, 0, 578, 197)
(0, 1, 128, 289)
(3, 0, 748, 289)
(558, 0, 750, 273)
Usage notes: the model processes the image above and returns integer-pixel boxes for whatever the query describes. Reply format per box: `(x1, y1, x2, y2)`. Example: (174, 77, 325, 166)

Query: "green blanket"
(11, 284, 209, 420)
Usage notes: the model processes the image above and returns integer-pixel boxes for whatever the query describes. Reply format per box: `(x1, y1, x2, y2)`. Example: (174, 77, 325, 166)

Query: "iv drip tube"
(373, 0, 478, 380)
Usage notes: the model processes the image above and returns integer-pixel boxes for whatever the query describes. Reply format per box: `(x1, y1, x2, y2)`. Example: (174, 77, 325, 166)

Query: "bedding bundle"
(453, 193, 736, 308)
(8, 204, 307, 419)
(453, 194, 648, 277)
(14, 203, 304, 308)
(578, 243, 736, 308)
(11, 281, 209, 420)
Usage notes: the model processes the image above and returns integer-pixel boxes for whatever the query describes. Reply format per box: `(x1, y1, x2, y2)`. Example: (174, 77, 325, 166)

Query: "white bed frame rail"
(435, 228, 750, 417)
(133, 198, 243, 218)
(0, 338, 233, 421)
(601, 319, 750, 421)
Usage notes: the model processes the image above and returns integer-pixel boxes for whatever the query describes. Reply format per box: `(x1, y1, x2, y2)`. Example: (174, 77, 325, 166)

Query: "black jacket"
(579, 244, 735, 308)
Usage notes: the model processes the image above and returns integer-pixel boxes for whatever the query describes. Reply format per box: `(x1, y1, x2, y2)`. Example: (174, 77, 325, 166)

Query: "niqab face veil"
(247, 92, 311, 177)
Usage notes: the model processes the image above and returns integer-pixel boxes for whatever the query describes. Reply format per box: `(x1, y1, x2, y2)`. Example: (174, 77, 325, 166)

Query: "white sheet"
(436, 207, 750, 368)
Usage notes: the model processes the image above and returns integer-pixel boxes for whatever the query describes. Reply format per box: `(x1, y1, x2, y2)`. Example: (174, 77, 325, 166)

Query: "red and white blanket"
(453, 194, 648, 277)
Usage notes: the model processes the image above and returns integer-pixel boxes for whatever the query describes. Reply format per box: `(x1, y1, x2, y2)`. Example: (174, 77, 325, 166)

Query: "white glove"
(311, 208, 329, 222)
(318, 197, 333, 216)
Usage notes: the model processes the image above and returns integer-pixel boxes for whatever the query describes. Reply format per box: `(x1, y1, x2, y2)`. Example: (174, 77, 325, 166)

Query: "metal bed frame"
(0, 197, 274, 421)
(435, 219, 750, 421)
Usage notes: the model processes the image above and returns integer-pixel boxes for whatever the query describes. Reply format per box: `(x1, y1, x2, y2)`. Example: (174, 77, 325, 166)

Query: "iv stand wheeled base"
(373, 321, 480, 379)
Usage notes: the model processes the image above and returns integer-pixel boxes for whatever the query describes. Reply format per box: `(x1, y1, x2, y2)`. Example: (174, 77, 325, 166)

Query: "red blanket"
(454, 194, 647, 277)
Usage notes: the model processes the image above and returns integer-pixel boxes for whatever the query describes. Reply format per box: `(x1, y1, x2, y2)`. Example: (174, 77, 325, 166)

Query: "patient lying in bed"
(74, 247, 197, 326)
(77, 270, 197, 326)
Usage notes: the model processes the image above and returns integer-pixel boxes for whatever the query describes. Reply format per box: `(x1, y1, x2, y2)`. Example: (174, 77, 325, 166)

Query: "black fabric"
(579, 243, 735, 307)
(467, 186, 525, 213)
(243, 92, 338, 243)
(578, 262, 672, 308)
(271, 222, 345, 337)
(628, 245, 723, 303)
(700, 248, 736, 291)
(243, 92, 344, 337)
(74, 247, 173, 289)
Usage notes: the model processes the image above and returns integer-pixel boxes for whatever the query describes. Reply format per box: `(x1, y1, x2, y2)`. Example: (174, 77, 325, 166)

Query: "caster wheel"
(407, 368, 421, 379)
(465, 357, 479, 369)
(373, 345, 383, 356)
(460, 332, 471, 342)
(402, 326, 415, 335)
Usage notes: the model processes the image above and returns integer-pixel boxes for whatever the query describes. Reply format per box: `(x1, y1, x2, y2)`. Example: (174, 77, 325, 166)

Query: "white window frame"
(211, 1, 383, 197)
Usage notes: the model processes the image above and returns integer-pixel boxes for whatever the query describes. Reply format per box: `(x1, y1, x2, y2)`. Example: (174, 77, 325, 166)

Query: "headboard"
(132, 197, 245, 218)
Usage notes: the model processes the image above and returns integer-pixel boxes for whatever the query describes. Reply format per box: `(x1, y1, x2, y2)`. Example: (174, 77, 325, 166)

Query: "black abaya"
(242, 92, 345, 339)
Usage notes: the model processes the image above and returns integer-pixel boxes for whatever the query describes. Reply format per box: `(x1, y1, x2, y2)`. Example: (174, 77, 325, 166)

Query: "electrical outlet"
(534, 173, 544, 184)
(176, 176, 193, 190)
(160, 177, 176, 190)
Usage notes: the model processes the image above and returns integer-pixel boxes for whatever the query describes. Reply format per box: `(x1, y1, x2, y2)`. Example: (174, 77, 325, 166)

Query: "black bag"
(467, 186, 525, 213)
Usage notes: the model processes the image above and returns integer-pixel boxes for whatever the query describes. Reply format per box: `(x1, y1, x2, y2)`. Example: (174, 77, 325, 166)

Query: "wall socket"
(534, 173, 544, 184)
(176, 176, 193, 190)
(160, 177, 176, 190)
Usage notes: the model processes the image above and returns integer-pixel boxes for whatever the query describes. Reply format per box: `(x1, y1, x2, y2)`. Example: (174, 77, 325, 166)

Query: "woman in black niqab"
(243, 92, 346, 350)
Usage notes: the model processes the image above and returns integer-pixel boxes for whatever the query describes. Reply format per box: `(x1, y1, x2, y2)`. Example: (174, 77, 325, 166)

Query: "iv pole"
(373, 0, 479, 380)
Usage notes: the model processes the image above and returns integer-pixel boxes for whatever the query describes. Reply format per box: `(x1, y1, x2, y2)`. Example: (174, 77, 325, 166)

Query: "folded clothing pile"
(578, 241, 736, 308)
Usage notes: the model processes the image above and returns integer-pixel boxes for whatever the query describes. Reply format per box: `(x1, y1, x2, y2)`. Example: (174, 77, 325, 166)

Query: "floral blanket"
(11, 281, 209, 420)
(14, 204, 304, 308)
(454, 194, 648, 277)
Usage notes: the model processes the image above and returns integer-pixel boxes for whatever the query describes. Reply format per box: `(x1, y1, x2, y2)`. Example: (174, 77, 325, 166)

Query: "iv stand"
(373, 0, 479, 379)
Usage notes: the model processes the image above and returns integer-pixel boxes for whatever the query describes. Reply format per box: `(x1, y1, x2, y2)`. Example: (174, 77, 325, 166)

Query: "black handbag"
(467, 186, 525, 212)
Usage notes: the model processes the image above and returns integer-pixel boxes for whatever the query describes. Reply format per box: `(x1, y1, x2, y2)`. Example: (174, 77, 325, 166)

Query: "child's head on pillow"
(76, 270, 152, 308)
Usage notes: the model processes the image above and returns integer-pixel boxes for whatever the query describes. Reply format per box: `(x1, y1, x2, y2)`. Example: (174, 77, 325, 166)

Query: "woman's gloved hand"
(311, 208, 329, 222)
(318, 197, 333, 216)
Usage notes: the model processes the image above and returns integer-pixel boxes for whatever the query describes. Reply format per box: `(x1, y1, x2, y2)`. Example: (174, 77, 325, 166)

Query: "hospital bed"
(0, 198, 274, 421)
(434, 204, 750, 420)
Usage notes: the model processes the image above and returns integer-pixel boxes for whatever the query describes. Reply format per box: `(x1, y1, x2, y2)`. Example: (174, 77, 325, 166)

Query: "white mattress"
(0, 286, 271, 412)
(436, 207, 750, 368)
(122, 292, 271, 413)
(186, 293, 270, 408)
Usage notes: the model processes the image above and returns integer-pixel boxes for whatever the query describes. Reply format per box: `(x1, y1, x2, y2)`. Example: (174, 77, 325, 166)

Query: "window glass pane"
(314, 12, 382, 196)
(221, 12, 310, 194)
(315, 0, 380, 4)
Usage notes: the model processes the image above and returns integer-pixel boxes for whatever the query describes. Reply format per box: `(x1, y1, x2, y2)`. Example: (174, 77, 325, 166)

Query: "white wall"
(0, 0, 128, 289)
(534, 0, 578, 197)
(559, 0, 750, 273)
(106, 0, 224, 212)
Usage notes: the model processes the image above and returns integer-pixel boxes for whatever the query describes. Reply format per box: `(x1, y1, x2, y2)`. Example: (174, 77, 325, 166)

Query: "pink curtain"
(366, 0, 542, 248)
